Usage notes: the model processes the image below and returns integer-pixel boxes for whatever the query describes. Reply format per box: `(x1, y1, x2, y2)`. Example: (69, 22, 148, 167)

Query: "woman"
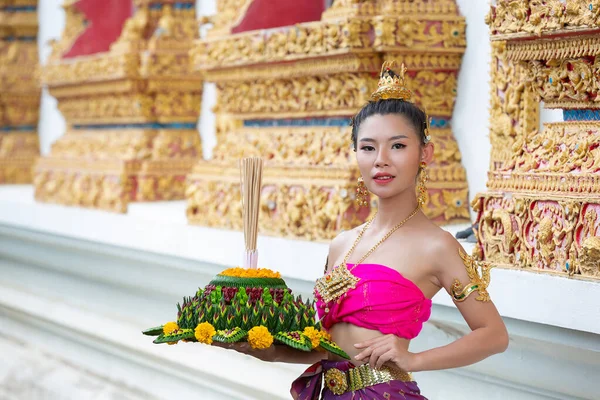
(222, 61, 508, 399)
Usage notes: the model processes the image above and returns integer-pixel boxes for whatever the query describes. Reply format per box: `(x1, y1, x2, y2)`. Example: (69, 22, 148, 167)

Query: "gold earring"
(356, 177, 369, 207)
(417, 162, 429, 207)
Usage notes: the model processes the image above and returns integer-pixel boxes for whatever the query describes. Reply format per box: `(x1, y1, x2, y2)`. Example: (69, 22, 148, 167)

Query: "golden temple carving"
(187, 162, 366, 241)
(187, 0, 470, 240)
(488, 41, 540, 172)
(216, 73, 377, 119)
(322, 0, 460, 20)
(474, 2, 600, 279)
(34, 2, 202, 212)
(192, 15, 466, 70)
(487, 0, 600, 37)
(527, 57, 599, 107)
(0, 0, 40, 184)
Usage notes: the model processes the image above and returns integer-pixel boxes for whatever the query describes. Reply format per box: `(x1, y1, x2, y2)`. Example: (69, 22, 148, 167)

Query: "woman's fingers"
(375, 350, 395, 369)
(368, 344, 391, 369)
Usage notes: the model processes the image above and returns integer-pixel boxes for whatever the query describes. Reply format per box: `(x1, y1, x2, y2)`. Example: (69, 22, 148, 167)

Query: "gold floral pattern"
(0, 3, 40, 183)
(34, 3, 202, 211)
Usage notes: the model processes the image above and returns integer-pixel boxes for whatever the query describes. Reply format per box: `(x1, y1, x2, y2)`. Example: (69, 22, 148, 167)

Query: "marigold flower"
(247, 326, 274, 349)
(219, 267, 281, 279)
(303, 327, 322, 349)
(195, 322, 216, 345)
(163, 321, 179, 335)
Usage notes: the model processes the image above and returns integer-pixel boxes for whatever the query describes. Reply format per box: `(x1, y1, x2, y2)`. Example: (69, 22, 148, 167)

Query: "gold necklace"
(315, 205, 420, 309)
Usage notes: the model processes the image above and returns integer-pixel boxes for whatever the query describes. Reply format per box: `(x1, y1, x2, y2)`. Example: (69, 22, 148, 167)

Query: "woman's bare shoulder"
(420, 223, 465, 267)
(328, 225, 363, 265)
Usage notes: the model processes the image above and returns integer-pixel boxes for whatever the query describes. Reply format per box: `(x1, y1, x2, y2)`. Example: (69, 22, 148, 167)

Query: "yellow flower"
(219, 267, 281, 279)
(163, 321, 179, 335)
(320, 329, 331, 341)
(303, 327, 322, 349)
(195, 322, 216, 345)
(247, 326, 273, 349)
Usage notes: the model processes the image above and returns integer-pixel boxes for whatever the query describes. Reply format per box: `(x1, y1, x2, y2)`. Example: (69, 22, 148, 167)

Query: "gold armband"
(451, 248, 493, 302)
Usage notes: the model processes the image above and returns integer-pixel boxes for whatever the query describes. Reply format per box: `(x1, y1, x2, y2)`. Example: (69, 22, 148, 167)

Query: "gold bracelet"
(451, 248, 493, 302)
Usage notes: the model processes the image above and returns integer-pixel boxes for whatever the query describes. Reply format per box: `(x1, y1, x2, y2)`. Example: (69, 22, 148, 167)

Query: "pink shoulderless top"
(314, 264, 432, 340)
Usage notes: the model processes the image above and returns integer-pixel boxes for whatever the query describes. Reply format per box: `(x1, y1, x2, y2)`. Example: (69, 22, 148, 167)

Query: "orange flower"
(163, 321, 179, 335)
(220, 267, 281, 279)
(247, 326, 274, 349)
(320, 329, 332, 341)
(303, 327, 321, 349)
(195, 322, 216, 345)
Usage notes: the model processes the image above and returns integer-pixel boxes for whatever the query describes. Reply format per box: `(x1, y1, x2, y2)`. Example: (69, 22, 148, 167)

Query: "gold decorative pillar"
(0, 0, 39, 184)
(34, 1, 202, 212)
(474, 0, 600, 279)
(187, 0, 470, 241)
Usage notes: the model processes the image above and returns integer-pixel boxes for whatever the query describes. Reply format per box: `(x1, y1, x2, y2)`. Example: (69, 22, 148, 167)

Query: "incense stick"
(239, 157, 263, 269)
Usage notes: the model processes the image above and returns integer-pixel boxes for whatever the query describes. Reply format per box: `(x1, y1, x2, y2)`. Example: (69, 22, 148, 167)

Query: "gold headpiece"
(370, 61, 413, 102)
(424, 115, 431, 144)
(370, 61, 432, 144)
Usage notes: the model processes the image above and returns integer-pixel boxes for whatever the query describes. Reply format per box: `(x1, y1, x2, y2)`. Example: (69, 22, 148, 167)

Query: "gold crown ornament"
(369, 61, 432, 145)
(370, 61, 414, 102)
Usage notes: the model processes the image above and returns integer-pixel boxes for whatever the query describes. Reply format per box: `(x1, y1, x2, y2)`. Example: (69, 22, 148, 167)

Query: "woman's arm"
(409, 304, 507, 371)
(355, 234, 508, 372)
(214, 342, 326, 364)
(412, 235, 508, 371)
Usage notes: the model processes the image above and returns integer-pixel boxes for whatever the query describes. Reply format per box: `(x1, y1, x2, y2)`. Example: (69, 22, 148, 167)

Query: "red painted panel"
(231, 0, 325, 33)
(63, 0, 133, 58)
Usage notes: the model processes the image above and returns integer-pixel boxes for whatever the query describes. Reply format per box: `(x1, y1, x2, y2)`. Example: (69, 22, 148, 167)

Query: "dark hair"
(350, 100, 428, 151)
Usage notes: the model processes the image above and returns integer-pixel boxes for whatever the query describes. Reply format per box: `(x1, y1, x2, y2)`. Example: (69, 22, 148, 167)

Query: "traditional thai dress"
(291, 263, 432, 399)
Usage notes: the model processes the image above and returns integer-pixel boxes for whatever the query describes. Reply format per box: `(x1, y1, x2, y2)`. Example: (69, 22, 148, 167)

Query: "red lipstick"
(372, 172, 395, 185)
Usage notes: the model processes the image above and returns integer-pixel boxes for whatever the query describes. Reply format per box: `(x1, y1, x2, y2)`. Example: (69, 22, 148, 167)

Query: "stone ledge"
(0, 335, 156, 400)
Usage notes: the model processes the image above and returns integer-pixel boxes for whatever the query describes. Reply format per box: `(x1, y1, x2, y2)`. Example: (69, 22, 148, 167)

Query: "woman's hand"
(212, 341, 327, 365)
(354, 335, 418, 371)
(212, 341, 279, 362)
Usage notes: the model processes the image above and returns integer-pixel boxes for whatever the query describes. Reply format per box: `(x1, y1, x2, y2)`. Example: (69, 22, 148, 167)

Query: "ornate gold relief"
(216, 73, 375, 119)
(211, 126, 353, 166)
(187, 162, 368, 241)
(488, 41, 540, 172)
(0, 1, 40, 184)
(187, 0, 471, 240)
(526, 57, 599, 107)
(35, 128, 200, 211)
(474, 192, 600, 279)
(323, 0, 460, 21)
(34, 2, 202, 210)
(487, 0, 600, 37)
(193, 13, 466, 71)
(476, 2, 600, 279)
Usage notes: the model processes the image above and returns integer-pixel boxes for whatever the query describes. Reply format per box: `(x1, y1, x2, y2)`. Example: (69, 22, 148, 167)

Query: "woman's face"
(355, 113, 432, 201)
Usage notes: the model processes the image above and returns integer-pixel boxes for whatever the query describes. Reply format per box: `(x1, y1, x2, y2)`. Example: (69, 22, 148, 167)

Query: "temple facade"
(34, 0, 203, 212)
(187, 0, 471, 241)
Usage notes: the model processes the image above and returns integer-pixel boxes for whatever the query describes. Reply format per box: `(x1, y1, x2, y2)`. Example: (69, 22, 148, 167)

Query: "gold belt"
(324, 364, 413, 395)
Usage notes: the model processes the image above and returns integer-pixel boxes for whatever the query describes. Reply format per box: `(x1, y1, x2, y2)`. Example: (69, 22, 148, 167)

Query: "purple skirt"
(291, 360, 428, 400)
